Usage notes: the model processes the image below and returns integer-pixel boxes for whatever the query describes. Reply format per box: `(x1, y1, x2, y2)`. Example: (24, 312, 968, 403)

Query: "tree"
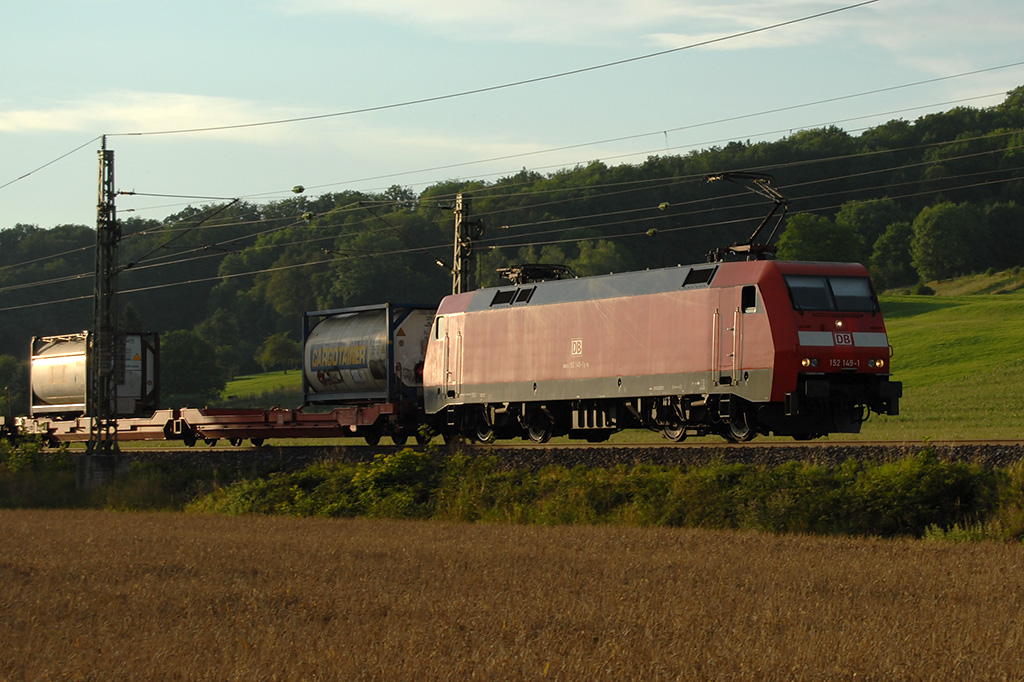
(910, 202, 988, 281)
(985, 202, 1024, 270)
(0, 355, 28, 417)
(569, 239, 631, 276)
(255, 333, 301, 373)
(776, 213, 864, 262)
(160, 330, 228, 407)
(870, 221, 917, 290)
(834, 198, 907, 262)
(195, 309, 250, 378)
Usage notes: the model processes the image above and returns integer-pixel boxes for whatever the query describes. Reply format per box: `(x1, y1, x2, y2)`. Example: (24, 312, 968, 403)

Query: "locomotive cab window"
(434, 316, 446, 340)
(829, 276, 878, 312)
(742, 285, 758, 314)
(785, 275, 879, 313)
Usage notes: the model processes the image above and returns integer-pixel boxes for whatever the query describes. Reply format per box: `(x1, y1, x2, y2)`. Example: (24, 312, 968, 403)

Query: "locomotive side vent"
(490, 290, 516, 306)
(514, 287, 536, 304)
(683, 267, 717, 287)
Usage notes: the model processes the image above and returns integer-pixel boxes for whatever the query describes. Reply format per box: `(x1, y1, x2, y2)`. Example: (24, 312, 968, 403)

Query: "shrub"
(0, 440, 80, 508)
(4, 445, 1012, 541)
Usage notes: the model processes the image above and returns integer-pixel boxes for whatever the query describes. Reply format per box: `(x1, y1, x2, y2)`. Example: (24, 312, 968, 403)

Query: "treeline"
(2, 86, 1024, 403)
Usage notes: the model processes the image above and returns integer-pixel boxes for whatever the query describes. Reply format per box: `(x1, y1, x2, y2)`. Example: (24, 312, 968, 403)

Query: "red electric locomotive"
(422, 258, 901, 443)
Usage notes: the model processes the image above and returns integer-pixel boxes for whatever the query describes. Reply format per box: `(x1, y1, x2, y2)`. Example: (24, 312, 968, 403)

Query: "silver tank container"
(30, 333, 88, 413)
(303, 306, 434, 402)
(30, 331, 159, 417)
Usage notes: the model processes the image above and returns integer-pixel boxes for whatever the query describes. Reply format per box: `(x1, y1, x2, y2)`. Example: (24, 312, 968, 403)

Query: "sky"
(2, 0, 1024, 230)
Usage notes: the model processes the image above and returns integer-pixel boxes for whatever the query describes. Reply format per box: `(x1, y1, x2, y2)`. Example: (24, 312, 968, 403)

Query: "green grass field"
(864, 288, 1024, 441)
(220, 370, 301, 408)
(220, 270, 1024, 443)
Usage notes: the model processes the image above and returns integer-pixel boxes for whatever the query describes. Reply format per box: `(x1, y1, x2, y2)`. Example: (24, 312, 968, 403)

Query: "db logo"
(834, 332, 853, 346)
(571, 338, 583, 356)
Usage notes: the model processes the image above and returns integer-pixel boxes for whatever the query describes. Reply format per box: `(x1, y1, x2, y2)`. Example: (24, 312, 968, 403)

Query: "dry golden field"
(2, 510, 1024, 681)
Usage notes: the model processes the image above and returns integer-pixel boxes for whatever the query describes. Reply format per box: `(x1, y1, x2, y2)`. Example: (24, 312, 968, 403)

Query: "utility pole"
(84, 136, 123, 475)
(451, 192, 483, 294)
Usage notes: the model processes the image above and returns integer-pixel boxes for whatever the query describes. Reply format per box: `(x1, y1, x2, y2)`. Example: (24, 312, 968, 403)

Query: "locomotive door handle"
(733, 307, 742, 384)
(711, 308, 720, 385)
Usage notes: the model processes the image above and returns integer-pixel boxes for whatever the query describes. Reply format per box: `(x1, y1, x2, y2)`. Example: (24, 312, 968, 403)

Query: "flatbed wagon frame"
(16, 404, 409, 447)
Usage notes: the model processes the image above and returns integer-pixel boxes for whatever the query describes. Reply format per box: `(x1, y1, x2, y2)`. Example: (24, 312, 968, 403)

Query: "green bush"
(2, 443, 1013, 541)
(352, 449, 439, 518)
(0, 439, 81, 509)
(187, 449, 440, 519)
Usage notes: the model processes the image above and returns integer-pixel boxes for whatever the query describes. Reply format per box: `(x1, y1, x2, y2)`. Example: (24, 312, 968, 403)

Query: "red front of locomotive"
(749, 260, 901, 436)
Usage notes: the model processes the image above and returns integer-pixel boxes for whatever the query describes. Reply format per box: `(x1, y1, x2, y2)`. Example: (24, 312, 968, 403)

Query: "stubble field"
(2, 509, 1023, 681)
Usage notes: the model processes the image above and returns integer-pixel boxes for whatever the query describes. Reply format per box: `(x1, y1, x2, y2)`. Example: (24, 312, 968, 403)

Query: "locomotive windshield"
(785, 275, 878, 313)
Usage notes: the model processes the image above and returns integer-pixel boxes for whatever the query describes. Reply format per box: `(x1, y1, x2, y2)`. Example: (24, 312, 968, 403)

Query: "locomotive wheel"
(182, 428, 197, 448)
(661, 423, 687, 442)
(475, 425, 495, 444)
(724, 409, 756, 443)
(415, 430, 432, 445)
(526, 416, 553, 444)
(391, 433, 408, 446)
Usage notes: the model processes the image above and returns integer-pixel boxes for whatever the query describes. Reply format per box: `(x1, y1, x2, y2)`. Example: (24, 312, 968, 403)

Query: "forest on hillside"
(2, 85, 1024, 404)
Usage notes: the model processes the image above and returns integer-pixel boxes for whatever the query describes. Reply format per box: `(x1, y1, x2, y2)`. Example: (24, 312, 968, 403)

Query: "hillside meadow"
(865, 281, 1024, 441)
(3, 509, 1024, 682)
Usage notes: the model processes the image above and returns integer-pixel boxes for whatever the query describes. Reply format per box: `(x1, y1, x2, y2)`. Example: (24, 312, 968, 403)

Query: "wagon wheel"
(229, 438, 243, 447)
(391, 432, 408, 446)
(204, 438, 218, 447)
(414, 428, 432, 445)
(249, 438, 265, 447)
(364, 429, 382, 447)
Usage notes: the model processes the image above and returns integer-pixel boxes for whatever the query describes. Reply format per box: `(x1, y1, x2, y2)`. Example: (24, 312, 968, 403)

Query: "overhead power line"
(108, 1, 879, 137)
(0, 136, 102, 193)
(1, 2, 877, 200)
(242, 69, 1024, 204)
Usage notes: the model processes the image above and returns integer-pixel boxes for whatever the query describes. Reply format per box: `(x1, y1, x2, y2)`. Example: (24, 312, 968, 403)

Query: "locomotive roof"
(435, 259, 870, 316)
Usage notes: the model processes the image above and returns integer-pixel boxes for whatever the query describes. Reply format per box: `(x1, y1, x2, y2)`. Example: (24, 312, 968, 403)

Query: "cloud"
(278, 0, 848, 47)
(854, 0, 1024, 75)
(0, 92, 308, 140)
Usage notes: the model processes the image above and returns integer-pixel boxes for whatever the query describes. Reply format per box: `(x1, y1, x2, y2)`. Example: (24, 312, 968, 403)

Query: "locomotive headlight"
(868, 358, 886, 369)
(835, 319, 845, 328)
(801, 357, 819, 368)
